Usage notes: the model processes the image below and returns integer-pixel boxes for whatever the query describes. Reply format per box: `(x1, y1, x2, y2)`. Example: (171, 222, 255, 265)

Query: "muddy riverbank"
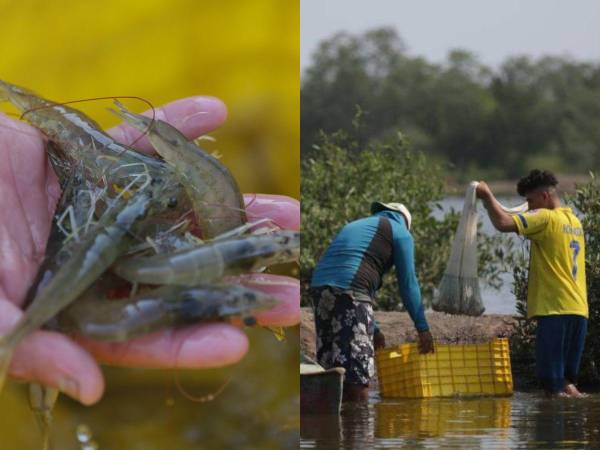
(301, 307, 517, 360)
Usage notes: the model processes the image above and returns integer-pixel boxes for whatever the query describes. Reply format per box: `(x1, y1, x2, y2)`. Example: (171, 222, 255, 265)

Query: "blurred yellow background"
(0, 0, 299, 198)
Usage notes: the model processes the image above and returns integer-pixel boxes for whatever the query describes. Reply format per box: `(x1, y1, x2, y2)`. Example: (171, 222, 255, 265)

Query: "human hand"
(475, 181, 492, 200)
(0, 96, 299, 405)
(374, 330, 386, 351)
(417, 330, 434, 354)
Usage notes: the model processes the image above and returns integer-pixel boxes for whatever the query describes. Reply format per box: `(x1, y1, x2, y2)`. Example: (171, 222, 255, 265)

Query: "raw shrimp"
(58, 283, 278, 342)
(0, 81, 298, 433)
(114, 230, 300, 285)
(0, 193, 153, 393)
(0, 81, 200, 394)
(110, 101, 246, 238)
(0, 80, 165, 183)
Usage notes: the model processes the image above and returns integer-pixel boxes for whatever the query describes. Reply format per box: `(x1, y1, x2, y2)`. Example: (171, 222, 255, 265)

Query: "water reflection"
(376, 397, 511, 439)
(300, 392, 600, 449)
(515, 395, 600, 449)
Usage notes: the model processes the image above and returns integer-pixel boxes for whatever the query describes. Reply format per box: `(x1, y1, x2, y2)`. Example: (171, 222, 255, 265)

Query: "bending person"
(309, 202, 434, 402)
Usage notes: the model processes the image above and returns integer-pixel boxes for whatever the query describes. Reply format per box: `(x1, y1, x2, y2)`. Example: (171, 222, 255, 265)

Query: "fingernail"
(58, 377, 80, 400)
(191, 96, 224, 109)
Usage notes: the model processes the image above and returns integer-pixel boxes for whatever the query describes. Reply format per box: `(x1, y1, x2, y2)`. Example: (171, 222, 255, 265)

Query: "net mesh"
(433, 182, 485, 316)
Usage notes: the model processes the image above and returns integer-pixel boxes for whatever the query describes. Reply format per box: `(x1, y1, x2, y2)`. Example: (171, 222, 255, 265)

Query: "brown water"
(301, 391, 600, 449)
(0, 327, 299, 450)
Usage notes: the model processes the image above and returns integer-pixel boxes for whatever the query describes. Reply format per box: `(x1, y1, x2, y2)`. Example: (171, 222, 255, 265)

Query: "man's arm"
(392, 235, 428, 332)
(392, 233, 434, 354)
(476, 181, 517, 233)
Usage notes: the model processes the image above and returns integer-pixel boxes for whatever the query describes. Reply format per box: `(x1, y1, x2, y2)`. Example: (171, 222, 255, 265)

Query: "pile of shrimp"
(0, 80, 299, 446)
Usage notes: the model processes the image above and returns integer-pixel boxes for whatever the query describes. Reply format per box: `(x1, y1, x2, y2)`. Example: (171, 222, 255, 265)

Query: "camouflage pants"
(311, 286, 376, 386)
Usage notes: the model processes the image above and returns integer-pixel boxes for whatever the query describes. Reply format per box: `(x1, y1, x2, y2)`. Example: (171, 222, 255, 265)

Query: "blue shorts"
(536, 315, 587, 393)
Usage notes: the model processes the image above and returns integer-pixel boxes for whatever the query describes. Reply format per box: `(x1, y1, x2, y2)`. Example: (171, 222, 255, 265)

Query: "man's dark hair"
(516, 169, 559, 196)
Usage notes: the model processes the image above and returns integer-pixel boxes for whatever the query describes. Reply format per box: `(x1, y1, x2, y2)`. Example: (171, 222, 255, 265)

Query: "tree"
(302, 27, 600, 179)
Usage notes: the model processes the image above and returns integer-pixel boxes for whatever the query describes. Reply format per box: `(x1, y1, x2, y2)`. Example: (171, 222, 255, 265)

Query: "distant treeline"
(301, 28, 600, 179)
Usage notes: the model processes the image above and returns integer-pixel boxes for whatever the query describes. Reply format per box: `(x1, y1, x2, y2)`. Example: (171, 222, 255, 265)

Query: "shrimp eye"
(243, 316, 257, 327)
(167, 197, 178, 208)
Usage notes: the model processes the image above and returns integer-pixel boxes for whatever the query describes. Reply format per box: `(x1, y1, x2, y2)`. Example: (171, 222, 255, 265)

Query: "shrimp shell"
(59, 284, 278, 342)
(113, 230, 300, 286)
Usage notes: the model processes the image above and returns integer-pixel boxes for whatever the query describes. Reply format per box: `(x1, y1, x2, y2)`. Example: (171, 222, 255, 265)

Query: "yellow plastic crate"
(375, 338, 513, 398)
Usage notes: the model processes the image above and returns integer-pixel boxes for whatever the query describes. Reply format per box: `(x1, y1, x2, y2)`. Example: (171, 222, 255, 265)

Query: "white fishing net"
(432, 182, 527, 316)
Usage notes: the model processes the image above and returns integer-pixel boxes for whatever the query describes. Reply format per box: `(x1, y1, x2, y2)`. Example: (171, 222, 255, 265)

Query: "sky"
(301, 0, 600, 72)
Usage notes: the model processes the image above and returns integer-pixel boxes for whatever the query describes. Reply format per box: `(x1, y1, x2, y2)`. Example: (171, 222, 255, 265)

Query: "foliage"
(301, 127, 515, 310)
(511, 175, 600, 385)
(302, 27, 600, 179)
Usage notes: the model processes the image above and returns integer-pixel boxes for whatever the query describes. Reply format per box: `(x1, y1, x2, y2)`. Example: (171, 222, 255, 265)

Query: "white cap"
(371, 202, 412, 230)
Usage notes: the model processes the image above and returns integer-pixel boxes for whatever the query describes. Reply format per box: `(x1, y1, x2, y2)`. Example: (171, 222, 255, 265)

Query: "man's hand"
(0, 97, 299, 405)
(417, 330, 434, 354)
(474, 180, 517, 233)
(374, 330, 386, 350)
(475, 181, 491, 200)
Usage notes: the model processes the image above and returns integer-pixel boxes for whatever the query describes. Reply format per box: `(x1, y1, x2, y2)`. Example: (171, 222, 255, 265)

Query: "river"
(301, 391, 600, 449)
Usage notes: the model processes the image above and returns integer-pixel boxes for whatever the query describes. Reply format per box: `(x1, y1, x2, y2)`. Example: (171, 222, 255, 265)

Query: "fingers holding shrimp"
(107, 96, 228, 153)
(78, 323, 249, 370)
(244, 194, 299, 231)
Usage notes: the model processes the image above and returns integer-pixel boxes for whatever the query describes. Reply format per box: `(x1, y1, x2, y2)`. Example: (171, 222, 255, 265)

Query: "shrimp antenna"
(170, 325, 233, 403)
(20, 95, 157, 148)
(173, 371, 232, 403)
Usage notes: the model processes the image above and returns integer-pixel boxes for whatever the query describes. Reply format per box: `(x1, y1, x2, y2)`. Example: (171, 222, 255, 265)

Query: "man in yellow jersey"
(476, 169, 587, 397)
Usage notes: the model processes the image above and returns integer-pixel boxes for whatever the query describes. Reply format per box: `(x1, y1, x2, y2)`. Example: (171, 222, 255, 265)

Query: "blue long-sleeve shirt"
(311, 211, 429, 332)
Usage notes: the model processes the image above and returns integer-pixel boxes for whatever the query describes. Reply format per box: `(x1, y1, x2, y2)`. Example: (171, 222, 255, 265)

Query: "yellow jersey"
(513, 207, 587, 319)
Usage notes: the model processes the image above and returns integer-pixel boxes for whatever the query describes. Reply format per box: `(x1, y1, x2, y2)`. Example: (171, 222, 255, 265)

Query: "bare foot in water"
(545, 391, 569, 398)
(564, 383, 588, 398)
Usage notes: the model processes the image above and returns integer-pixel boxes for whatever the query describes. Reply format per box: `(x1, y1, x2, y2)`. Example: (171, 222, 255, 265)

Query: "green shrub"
(301, 129, 514, 310)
